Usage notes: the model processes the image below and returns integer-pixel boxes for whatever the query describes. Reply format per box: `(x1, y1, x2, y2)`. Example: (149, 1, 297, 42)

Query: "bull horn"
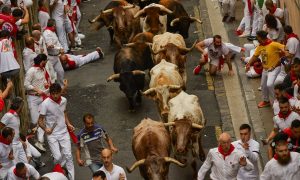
(143, 88, 156, 95)
(127, 159, 146, 172)
(164, 157, 186, 167)
(134, 9, 145, 18)
(190, 16, 203, 24)
(192, 123, 204, 130)
(178, 40, 198, 52)
(168, 85, 181, 90)
(164, 122, 175, 127)
(124, 43, 136, 47)
(107, 74, 120, 82)
(159, 6, 173, 14)
(88, 14, 101, 23)
(102, 8, 113, 14)
(123, 4, 135, 9)
(132, 70, 145, 75)
(170, 18, 180, 27)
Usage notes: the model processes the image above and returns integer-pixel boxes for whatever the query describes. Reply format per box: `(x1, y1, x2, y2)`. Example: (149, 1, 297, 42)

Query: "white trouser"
(48, 55, 65, 87)
(72, 51, 100, 67)
(242, 1, 252, 34)
(244, 43, 256, 57)
(237, 16, 245, 31)
(0, 161, 13, 179)
(251, 9, 264, 36)
(12, 141, 28, 164)
(76, 6, 82, 32)
(261, 66, 281, 102)
(246, 66, 261, 78)
(53, 17, 69, 52)
(27, 95, 45, 143)
(274, 64, 287, 85)
(47, 132, 74, 180)
(225, 42, 242, 53)
(27, 141, 41, 158)
(222, 0, 237, 17)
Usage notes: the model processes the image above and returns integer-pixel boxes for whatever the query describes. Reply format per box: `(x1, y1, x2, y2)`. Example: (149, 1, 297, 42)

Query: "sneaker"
(193, 65, 202, 75)
(34, 142, 46, 152)
(258, 101, 270, 108)
(239, 32, 250, 38)
(235, 29, 243, 36)
(247, 36, 257, 41)
(77, 33, 85, 39)
(96, 47, 105, 59)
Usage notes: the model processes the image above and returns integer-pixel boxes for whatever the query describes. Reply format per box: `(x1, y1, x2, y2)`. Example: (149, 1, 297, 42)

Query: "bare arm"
(75, 145, 85, 166)
(195, 41, 206, 54)
(20, 7, 29, 25)
(266, 128, 279, 143)
(106, 136, 118, 153)
(64, 111, 74, 130)
(0, 81, 13, 99)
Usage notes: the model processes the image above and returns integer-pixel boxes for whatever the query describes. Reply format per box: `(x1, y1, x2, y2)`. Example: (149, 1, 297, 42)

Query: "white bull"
(143, 59, 183, 121)
(165, 91, 206, 178)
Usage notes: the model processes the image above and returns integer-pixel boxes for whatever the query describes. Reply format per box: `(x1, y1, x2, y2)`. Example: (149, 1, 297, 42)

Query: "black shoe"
(247, 36, 257, 41)
(222, 15, 229, 22)
(228, 17, 235, 23)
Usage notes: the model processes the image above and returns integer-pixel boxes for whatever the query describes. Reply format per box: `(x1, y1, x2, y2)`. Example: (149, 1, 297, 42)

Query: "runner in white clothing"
(99, 149, 126, 180)
(232, 124, 259, 180)
(0, 127, 14, 179)
(38, 0, 50, 31)
(197, 133, 254, 180)
(284, 25, 300, 61)
(265, 0, 284, 23)
(261, 141, 300, 180)
(273, 84, 296, 115)
(23, 36, 38, 72)
(38, 83, 75, 180)
(5, 162, 40, 180)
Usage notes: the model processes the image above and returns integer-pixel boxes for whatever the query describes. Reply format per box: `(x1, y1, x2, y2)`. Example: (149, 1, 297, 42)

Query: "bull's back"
(152, 32, 186, 51)
(106, 0, 128, 9)
(114, 48, 136, 73)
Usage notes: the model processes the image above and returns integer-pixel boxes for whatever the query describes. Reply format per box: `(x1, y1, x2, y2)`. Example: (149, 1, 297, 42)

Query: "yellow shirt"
(254, 42, 285, 69)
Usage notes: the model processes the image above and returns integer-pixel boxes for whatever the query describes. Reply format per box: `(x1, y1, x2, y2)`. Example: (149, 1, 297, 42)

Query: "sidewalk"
(198, 0, 274, 166)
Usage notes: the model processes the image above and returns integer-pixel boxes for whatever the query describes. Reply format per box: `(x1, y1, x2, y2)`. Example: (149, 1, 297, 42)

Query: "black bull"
(107, 46, 153, 111)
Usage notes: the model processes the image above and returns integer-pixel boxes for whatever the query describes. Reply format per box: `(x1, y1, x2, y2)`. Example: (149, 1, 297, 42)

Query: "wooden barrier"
(280, 0, 300, 36)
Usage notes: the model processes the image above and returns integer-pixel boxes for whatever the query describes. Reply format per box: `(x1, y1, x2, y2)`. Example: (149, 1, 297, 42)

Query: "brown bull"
(127, 118, 185, 180)
(102, 5, 141, 48)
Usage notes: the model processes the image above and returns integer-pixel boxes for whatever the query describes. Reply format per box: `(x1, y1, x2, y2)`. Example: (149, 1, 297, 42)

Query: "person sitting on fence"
(59, 47, 104, 71)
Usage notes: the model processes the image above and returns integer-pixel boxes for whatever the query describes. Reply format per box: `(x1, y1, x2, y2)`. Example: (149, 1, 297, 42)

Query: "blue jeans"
(89, 162, 103, 173)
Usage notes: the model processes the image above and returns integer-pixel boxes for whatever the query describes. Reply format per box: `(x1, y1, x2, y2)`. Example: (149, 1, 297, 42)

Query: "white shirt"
(38, 10, 50, 31)
(203, 38, 229, 60)
(273, 111, 300, 131)
(1, 111, 20, 142)
(232, 139, 260, 180)
(39, 97, 68, 136)
(197, 147, 254, 180)
(0, 38, 20, 73)
(50, 0, 67, 19)
(43, 29, 62, 56)
(263, 18, 284, 42)
(42, 172, 68, 180)
(34, 36, 48, 55)
(272, 98, 297, 115)
(0, 142, 13, 179)
(6, 163, 40, 180)
(24, 66, 50, 94)
(260, 152, 300, 180)
(99, 164, 127, 180)
(272, 8, 284, 19)
(286, 37, 300, 59)
(22, 47, 37, 72)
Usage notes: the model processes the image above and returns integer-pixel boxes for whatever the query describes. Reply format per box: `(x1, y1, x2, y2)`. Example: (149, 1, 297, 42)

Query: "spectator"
(282, 58, 300, 95)
(273, 83, 296, 115)
(5, 162, 40, 180)
(283, 119, 300, 153)
(263, 97, 300, 145)
(22, 36, 38, 72)
(76, 113, 118, 173)
(60, 47, 104, 71)
(32, 30, 48, 55)
(246, 30, 285, 108)
(263, 14, 284, 43)
(264, 0, 284, 24)
(43, 18, 65, 87)
(0, 127, 15, 179)
(38, 83, 75, 180)
(38, 0, 50, 31)
(283, 25, 300, 61)
(197, 132, 253, 180)
(232, 124, 260, 180)
(193, 35, 234, 76)
(0, 80, 13, 112)
(93, 170, 107, 180)
(261, 140, 300, 179)
(99, 148, 126, 180)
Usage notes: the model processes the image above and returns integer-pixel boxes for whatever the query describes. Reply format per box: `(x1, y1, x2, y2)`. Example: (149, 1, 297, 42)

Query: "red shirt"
(0, 98, 4, 112)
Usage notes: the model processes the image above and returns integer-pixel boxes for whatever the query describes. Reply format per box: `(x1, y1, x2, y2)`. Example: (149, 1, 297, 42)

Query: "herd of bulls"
(89, 0, 206, 179)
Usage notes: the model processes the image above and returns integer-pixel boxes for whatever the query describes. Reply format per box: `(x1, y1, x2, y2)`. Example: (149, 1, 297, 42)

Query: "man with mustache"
(261, 140, 300, 179)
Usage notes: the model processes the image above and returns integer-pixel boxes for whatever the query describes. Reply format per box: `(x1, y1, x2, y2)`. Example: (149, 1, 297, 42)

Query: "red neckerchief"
(38, 7, 48, 13)
(218, 144, 235, 159)
(290, 70, 297, 82)
(8, 109, 17, 115)
(45, 26, 56, 32)
(260, 39, 272, 46)
(33, 64, 50, 88)
(49, 95, 62, 104)
(285, 33, 299, 44)
(53, 164, 65, 174)
(66, 56, 77, 70)
(247, 0, 253, 16)
(0, 135, 11, 145)
(270, 5, 277, 14)
(278, 110, 292, 119)
(285, 93, 293, 100)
